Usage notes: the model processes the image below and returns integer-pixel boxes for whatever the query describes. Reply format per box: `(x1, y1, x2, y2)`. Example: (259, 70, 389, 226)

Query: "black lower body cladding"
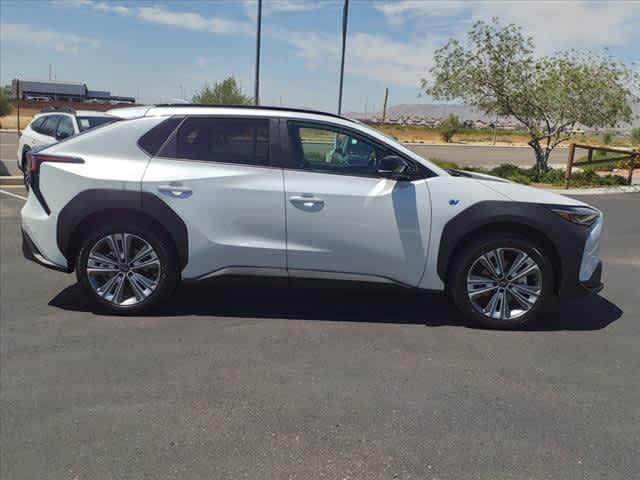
(56, 189, 188, 271)
(437, 201, 595, 297)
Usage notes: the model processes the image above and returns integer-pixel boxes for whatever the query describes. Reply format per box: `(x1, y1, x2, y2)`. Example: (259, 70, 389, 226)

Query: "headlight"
(550, 206, 600, 226)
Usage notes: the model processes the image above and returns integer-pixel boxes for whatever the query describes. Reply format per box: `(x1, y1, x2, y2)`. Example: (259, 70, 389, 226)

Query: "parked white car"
(20, 105, 604, 328)
(17, 108, 120, 173)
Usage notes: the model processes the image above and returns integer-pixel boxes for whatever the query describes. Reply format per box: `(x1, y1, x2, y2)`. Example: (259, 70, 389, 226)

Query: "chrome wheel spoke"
(87, 233, 161, 307)
(468, 247, 542, 322)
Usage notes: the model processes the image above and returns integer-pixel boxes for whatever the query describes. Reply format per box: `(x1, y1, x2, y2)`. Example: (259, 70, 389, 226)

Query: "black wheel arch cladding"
(437, 201, 591, 297)
(57, 189, 188, 270)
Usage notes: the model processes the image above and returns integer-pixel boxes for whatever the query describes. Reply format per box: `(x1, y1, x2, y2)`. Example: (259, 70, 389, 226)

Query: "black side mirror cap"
(378, 155, 413, 181)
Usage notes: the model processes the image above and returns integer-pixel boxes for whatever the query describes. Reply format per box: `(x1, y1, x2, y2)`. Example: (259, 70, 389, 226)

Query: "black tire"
(75, 222, 180, 315)
(448, 232, 554, 329)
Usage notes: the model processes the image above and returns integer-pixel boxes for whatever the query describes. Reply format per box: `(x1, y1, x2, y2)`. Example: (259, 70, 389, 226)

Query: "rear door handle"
(158, 183, 192, 196)
(289, 194, 324, 207)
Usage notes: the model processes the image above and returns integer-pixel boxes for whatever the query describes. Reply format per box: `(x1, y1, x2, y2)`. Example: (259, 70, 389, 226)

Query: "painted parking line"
(0, 189, 27, 201)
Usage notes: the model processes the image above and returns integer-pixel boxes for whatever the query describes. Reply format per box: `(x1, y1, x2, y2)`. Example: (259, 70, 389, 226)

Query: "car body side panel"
(418, 177, 509, 291)
(283, 170, 431, 287)
(141, 158, 287, 279)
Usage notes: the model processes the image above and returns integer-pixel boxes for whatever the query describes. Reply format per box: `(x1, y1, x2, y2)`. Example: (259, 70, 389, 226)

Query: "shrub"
(631, 127, 640, 146)
(439, 114, 462, 143)
(505, 173, 531, 185)
(430, 158, 460, 169)
(488, 164, 530, 178)
(0, 90, 12, 117)
(602, 131, 613, 145)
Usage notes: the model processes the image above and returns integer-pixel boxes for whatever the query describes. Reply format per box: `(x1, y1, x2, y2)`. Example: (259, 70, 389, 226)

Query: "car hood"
(474, 177, 589, 207)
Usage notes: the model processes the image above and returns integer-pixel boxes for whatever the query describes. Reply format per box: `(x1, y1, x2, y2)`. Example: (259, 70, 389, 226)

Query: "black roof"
(152, 104, 354, 122)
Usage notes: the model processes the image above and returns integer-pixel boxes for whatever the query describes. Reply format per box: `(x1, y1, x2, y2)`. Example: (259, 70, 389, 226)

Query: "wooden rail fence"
(565, 143, 638, 188)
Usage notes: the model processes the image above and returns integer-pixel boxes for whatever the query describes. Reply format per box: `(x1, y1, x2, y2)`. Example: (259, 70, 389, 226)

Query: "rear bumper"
(22, 229, 71, 273)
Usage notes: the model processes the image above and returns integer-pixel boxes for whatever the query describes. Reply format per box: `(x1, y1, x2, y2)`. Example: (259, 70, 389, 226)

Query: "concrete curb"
(0, 176, 23, 185)
(548, 185, 640, 196)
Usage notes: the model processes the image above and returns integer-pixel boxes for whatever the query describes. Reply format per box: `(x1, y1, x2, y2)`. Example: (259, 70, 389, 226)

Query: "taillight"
(29, 153, 84, 173)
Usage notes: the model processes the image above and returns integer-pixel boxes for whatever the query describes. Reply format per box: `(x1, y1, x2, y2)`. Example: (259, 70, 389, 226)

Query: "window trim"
(155, 115, 277, 169)
(285, 119, 435, 180)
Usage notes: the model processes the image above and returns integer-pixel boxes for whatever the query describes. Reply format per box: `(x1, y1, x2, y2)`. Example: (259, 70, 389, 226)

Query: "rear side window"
(39, 115, 60, 137)
(138, 117, 183, 156)
(160, 117, 270, 166)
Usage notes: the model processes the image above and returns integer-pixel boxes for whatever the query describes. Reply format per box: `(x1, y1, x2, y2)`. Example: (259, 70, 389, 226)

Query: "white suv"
(20, 105, 604, 328)
(17, 108, 119, 173)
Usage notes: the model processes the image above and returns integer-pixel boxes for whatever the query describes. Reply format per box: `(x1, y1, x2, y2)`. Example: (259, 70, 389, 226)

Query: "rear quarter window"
(138, 117, 184, 156)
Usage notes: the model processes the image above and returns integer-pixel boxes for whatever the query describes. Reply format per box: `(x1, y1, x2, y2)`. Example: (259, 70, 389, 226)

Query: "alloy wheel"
(466, 247, 542, 321)
(86, 233, 161, 306)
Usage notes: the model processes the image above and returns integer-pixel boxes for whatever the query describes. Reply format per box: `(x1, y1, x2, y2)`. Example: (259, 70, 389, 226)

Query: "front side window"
(39, 115, 60, 137)
(56, 116, 74, 139)
(30, 116, 45, 133)
(288, 122, 388, 176)
(162, 117, 270, 166)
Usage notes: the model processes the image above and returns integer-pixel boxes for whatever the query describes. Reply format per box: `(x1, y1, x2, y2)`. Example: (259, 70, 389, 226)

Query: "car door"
(141, 116, 287, 280)
(283, 121, 431, 286)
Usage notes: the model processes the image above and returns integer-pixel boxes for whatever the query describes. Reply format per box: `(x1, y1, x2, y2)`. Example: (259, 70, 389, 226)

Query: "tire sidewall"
(450, 234, 554, 329)
(76, 223, 178, 314)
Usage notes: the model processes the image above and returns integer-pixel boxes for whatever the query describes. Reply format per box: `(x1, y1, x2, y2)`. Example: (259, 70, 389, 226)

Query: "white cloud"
(277, 29, 434, 87)
(243, 0, 329, 21)
(61, 1, 251, 35)
(376, 1, 640, 53)
(0, 22, 97, 54)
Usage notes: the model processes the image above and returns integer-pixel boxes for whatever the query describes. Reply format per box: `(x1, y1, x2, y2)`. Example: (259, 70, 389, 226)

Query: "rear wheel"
(449, 233, 554, 329)
(75, 223, 179, 314)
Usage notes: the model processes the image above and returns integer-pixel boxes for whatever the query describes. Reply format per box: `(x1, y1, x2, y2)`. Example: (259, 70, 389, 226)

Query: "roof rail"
(40, 106, 77, 115)
(152, 104, 354, 122)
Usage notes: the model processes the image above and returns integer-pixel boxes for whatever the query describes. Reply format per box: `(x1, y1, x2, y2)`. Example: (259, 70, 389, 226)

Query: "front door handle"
(290, 194, 324, 208)
(158, 182, 192, 196)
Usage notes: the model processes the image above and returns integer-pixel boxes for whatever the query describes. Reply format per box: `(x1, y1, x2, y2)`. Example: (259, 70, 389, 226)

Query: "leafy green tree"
(439, 114, 462, 143)
(423, 19, 639, 174)
(192, 76, 252, 105)
(631, 127, 640, 146)
(0, 87, 14, 117)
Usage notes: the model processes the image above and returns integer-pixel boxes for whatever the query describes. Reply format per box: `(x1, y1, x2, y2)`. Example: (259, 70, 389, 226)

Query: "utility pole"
(382, 87, 389, 122)
(16, 79, 21, 134)
(48, 64, 52, 80)
(254, 0, 262, 106)
(337, 0, 349, 115)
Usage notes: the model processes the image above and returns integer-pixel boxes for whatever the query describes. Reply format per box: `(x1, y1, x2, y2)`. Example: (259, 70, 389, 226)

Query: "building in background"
(11, 79, 135, 104)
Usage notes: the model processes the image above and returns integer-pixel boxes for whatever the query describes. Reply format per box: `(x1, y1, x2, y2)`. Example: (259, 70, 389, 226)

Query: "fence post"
(565, 143, 576, 189)
(627, 154, 637, 186)
(587, 148, 593, 164)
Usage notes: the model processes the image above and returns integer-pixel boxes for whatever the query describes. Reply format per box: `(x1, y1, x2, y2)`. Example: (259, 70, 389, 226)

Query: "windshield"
(76, 116, 118, 132)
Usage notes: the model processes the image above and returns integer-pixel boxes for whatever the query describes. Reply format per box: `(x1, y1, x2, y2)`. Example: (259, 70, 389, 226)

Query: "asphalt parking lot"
(1, 187, 639, 479)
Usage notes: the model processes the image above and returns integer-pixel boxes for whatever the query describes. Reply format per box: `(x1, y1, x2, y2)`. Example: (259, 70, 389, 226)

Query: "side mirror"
(378, 155, 412, 181)
(56, 131, 70, 140)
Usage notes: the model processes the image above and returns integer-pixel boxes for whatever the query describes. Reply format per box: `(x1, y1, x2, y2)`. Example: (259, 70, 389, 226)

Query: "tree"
(0, 87, 13, 117)
(192, 76, 252, 105)
(423, 19, 639, 174)
(439, 114, 462, 142)
(631, 127, 640, 146)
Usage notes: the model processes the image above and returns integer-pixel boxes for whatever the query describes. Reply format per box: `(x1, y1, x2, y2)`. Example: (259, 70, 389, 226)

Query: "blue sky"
(1, 0, 639, 112)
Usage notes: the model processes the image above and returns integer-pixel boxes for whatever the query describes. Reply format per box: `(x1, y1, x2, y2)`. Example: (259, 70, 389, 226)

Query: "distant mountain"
(346, 103, 640, 129)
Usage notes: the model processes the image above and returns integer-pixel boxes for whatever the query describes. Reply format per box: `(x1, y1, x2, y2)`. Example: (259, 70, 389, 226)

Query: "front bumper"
(22, 229, 71, 273)
(579, 260, 604, 294)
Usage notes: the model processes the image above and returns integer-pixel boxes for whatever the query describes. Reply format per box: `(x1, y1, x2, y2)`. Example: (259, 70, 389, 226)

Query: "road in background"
(1, 131, 566, 177)
(1, 187, 639, 479)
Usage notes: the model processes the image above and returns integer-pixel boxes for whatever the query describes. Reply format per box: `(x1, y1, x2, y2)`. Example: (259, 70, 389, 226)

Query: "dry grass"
(1, 108, 39, 129)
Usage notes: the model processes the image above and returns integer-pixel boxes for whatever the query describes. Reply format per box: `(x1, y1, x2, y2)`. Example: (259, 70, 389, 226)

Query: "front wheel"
(76, 224, 180, 314)
(449, 233, 554, 329)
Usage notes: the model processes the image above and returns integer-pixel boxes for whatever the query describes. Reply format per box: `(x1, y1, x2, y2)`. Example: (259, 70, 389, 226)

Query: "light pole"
(337, 0, 349, 115)
(254, 0, 262, 106)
